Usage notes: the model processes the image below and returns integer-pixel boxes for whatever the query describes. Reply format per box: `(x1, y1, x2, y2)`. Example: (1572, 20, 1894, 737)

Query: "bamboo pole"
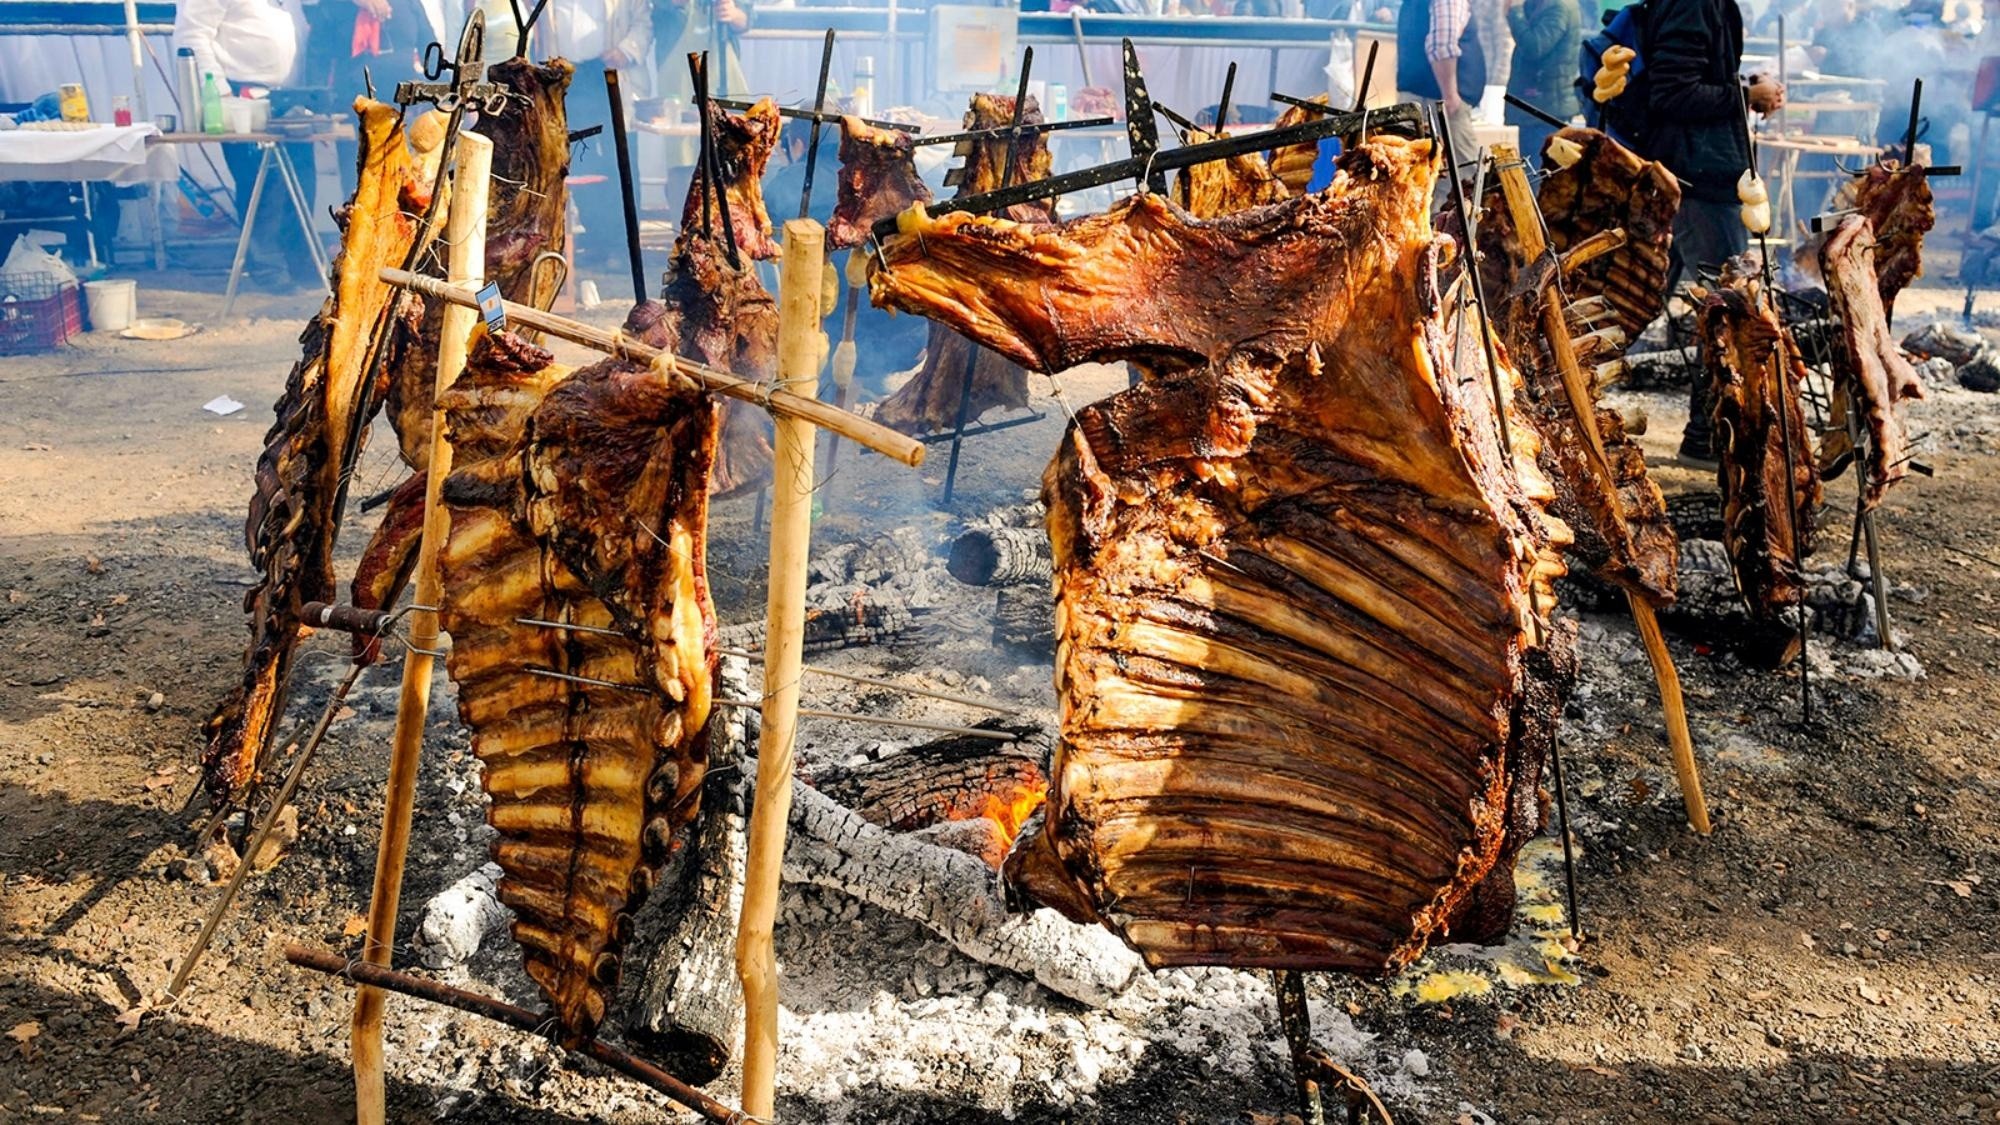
(351, 131, 492, 1125)
(737, 218, 825, 1120)
(375, 269, 923, 468)
(1490, 144, 1711, 835)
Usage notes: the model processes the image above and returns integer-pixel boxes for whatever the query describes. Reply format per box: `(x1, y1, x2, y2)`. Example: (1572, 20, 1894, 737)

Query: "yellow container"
(58, 83, 90, 123)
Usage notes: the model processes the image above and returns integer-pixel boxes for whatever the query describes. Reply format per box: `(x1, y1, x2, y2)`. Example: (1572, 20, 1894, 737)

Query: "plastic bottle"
(201, 72, 225, 134)
(853, 56, 875, 118)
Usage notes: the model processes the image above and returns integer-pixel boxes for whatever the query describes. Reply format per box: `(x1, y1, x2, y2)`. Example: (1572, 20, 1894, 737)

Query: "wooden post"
(351, 130, 493, 1124)
(1490, 144, 1712, 835)
(737, 217, 826, 1120)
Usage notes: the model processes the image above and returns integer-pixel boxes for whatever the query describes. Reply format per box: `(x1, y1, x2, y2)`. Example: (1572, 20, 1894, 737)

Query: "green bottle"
(201, 72, 225, 134)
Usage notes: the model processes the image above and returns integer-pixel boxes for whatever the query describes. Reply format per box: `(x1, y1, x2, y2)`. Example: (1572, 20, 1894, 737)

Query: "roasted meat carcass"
(1697, 264, 1822, 633)
(384, 58, 573, 470)
(668, 98, 783, 497)
(873, 94, 1054, 435)
(683, 96, 781, 262)
(828, 116, 932, 248)
(1817, 214, 1925, 511)
(436, 306, 719, 1041)
(1268, 96, 1328, 194)
(872, 135, 1577, 971)
(1533, 127, 1680, 341)
(1808, 160, 1934, 315)
(203, 99, 434, 802)
(1469, 150, 1678, 604)
(1172, 127, 1289, 218)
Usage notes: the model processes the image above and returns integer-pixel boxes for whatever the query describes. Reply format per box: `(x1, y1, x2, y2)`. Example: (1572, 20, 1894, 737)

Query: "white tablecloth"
(0, 124, 177, 184)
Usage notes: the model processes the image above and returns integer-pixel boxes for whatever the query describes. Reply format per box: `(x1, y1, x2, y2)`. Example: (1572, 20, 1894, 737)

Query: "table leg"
(148, 181, 167, 271)
(273, 144, 329, 292)
(77, 181, 103, 271)
(221, 145, 275, 319)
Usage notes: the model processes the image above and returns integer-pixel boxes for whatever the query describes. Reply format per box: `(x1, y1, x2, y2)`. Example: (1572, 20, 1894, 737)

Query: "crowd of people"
(148, 0, 1993, 297)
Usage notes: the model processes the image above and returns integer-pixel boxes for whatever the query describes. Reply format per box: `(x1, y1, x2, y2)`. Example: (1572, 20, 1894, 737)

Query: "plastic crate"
(0, 273, 83, 355)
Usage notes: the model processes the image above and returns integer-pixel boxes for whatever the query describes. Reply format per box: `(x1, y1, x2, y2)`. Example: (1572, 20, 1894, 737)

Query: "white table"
(0, 123, 175, 267)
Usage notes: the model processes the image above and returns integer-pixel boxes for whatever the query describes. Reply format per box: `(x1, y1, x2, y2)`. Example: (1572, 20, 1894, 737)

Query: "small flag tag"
(476, 281, 506, 331)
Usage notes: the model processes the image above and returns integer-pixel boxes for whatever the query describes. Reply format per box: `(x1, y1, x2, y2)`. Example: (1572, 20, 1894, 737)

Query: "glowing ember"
(981, 780, 1047, 846)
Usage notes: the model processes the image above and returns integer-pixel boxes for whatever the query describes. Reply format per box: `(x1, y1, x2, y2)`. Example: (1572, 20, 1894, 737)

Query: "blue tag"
(476, 281, 505, 331)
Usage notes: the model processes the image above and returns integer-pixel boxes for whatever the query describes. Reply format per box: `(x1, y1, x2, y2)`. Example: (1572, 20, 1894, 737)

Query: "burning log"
(810, 723, 1048, 839)
(755, 755, 1143, 1006)
(947, 526, 1052, 588)
(632, 716, 1116, 1081)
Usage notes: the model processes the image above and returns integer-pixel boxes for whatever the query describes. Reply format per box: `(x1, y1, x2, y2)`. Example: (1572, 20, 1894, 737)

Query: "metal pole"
(604, 69, 648, 302)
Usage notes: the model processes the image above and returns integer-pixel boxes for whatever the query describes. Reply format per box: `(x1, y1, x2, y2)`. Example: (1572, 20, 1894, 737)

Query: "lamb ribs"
(436, 307, 720, 1042)
(1172, 127, 1288, 218)
(203, 99, 434, 803)
(873, 94, 1055, 435)
(1472, 130, 1681, 604)
(1533, 127, 1680, 341)
(384, 58, 574, 471)
(1818, 214, 1925, 512)
(678, 97, 783, 497)
(872, 136, 1576, 971)
(1698, 265, 1822, 634)
(828, 116, 933, 249)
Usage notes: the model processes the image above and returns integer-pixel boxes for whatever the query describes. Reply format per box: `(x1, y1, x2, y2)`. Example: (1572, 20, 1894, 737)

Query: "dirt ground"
(4, 263, 2000, 1125)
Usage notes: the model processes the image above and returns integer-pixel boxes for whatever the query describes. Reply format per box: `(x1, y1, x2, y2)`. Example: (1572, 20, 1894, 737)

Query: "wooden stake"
(377, 267, 923, 467)
(351, 130, 493, 1125)
(1490, 144, 1711, 835)
(737, 217, 826, 1120)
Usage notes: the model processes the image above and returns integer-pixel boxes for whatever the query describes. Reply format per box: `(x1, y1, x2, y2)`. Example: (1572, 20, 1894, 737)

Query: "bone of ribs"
(1268, 97, 1328, 194)
(828, 116, 933, 248)
(1698, 263, 1822, 624)
(436, 306, 718, 1042)
(1470, 179, 1678, 605)
(202, 99, 429, 803)
(1817, 214, 1925, 511)
(1173, 126, 1290, 218)
(682, 96, 781, 262)
(1532, 127, 1680, 343)
(872, 135, 1578, 970)
(871, 94, 1054, 435)
(383, 59, 573, 471)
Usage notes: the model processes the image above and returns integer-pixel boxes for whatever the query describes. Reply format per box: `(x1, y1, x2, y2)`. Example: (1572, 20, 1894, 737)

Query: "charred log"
(627, 657, 754, 1085)
(947, 527, 1052, 587)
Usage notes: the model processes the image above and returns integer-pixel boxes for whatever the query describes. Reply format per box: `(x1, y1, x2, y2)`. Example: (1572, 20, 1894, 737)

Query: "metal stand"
(220, 142, 330, 317)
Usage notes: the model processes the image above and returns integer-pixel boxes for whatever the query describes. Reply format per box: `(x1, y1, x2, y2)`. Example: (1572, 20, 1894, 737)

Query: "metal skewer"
(511, 617, 1014, 714)
(797, 29, 836, 222)
(943, 49, 1035, 506)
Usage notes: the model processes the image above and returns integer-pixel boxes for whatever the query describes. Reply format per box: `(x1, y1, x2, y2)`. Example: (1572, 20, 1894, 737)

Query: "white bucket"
(84, 278, 136, 332)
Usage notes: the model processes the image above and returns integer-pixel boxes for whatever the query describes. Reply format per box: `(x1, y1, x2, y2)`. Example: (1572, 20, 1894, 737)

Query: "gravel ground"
(2, 271, 2000, 1123)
